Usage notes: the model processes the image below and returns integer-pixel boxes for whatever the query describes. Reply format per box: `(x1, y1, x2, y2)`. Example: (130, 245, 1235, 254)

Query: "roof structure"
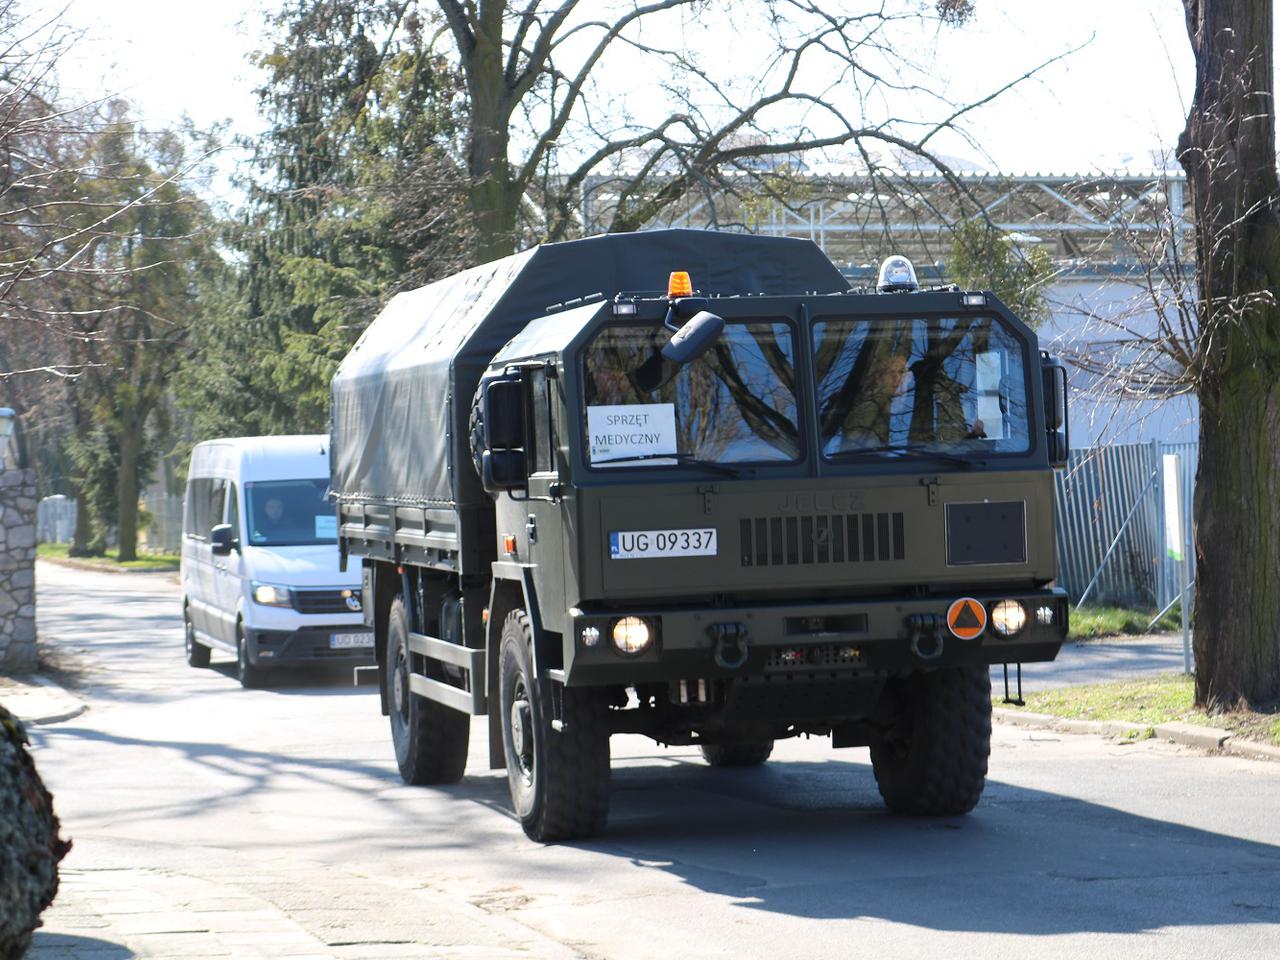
(583, 171, 1193, 276)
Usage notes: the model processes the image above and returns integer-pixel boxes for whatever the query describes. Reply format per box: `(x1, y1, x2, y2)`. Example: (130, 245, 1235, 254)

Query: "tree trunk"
(69, 482, 94, 557)
(464, 11, 519, 262)
(1179, 0, 1280, 708)
(116, 427, 140, 563)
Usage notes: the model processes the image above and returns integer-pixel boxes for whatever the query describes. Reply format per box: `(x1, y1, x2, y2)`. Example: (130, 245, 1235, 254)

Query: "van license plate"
(610, 528, 717, 560)
(330, 632, 373, 649)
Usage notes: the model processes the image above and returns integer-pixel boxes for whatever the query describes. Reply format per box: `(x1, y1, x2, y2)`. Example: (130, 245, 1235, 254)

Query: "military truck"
(330, 230, 1069, 842)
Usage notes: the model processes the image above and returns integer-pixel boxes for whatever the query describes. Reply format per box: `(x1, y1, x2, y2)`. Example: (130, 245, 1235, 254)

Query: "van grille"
(293, 589, 356, 615)
(739, 513, 905, 567)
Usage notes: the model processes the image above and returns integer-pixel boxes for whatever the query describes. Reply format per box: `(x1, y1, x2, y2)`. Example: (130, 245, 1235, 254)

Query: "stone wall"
(0, 468, 36, 673)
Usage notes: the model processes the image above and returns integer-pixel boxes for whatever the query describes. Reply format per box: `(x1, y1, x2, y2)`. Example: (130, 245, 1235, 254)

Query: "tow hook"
(904, 614, 945, 661)
(708, 622, 749, 670)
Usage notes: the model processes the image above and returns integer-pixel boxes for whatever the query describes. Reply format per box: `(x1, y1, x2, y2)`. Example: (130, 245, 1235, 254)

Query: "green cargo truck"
(330, 230, 1069, 841)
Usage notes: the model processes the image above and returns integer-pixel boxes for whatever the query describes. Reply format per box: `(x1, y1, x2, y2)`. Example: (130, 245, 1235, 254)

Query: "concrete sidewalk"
(992, 633, 1190, 694)
(0, 673, 86, 725)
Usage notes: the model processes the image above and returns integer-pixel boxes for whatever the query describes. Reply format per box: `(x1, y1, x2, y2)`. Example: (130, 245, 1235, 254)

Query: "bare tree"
(427, 0, 1055, 259)
(0, 5, 216, 560)
(1058, 1, 1280, 710)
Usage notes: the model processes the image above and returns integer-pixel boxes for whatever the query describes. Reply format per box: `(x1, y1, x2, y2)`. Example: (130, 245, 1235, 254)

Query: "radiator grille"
(293, 588, 356, 615)
(740, 512, 904, 567)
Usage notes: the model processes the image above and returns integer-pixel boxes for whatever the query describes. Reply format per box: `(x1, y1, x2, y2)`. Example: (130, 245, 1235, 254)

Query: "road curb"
(0, 673, 87, 726)
(993, 707, 1151, 740)
(37, 555, 178, 576)
(994, 708, 1277, 761)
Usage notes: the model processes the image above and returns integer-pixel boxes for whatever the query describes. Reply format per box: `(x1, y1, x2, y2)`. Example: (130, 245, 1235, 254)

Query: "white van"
(181, 435, 372, 687)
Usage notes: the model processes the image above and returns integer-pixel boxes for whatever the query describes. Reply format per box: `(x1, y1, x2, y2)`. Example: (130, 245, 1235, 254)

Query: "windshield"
(244, 479, 337, 547)
(813, 315, 1030, 458)
(582, 321, 799, 466)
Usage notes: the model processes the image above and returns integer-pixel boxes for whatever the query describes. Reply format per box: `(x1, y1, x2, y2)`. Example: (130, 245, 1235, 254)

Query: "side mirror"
(661, 310, 725, 365)
(210, 523, 236, 556)
(1041, 356, 1069, 468)
(482, 449, 528, 492)
(483, 377, 526, 449)
(479, 374, 528, 494)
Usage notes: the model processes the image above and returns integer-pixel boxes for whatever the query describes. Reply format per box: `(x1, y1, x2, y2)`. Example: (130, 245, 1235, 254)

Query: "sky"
(50, 0, 1201, 203)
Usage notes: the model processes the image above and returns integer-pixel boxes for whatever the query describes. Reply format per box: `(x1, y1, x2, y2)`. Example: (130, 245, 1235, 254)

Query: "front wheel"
(869, 664, 991, 816)
(237, 623, 268, 689)
(499, 610, 610, 842)
(386, 597, 469, 785)
(184, 606, 210, 668)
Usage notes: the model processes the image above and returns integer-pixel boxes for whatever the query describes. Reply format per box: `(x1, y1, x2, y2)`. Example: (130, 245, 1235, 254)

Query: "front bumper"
(245, 624, 375, 666)
(564, 588, 1067, 686)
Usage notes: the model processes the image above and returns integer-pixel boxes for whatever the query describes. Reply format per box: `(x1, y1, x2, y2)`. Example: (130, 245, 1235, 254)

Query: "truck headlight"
(252, 582, 293, 608)
(990, 600, 1026, 637)
(611, 616, 653, 655)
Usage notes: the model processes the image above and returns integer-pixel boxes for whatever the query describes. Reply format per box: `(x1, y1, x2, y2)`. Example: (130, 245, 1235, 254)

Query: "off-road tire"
(870, 664, 991, 816)
(184, 605, 210, 668)
(236, 623, 267, 689)
(386, 597, 470, 785)
(499, 610, 610, 842)
(700, 740, 774, 767)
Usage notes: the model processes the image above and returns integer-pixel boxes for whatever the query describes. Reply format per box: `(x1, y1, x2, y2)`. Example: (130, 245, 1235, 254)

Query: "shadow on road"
(28, 931, 135, 958)
(567, 758, 1280, 936)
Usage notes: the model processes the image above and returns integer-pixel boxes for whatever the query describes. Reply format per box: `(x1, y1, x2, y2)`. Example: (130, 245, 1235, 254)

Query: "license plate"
(330, 632, 373, 649)
(610, 528, 717, 560)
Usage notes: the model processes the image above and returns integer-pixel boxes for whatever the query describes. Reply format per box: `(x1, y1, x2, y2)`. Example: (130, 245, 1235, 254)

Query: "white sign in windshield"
(587, 403, 678, 465)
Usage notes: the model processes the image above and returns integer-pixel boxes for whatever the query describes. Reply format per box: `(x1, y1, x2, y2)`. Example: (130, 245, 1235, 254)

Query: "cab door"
(211, 481, 245, 645)
(525, 367, 566, 622)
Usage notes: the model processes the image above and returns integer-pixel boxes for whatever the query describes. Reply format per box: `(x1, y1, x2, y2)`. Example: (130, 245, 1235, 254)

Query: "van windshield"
(244, 479, 337, 547)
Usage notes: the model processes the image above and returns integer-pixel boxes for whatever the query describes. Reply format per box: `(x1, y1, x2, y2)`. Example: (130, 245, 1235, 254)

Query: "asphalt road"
(23, 561, 1280, 959)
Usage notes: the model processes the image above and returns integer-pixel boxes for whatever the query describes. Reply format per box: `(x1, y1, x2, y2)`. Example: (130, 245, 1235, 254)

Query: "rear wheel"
(386, 597, 470, 785)
(237, 623, 267, 689)
(499, 610, 610, 842)
(184, 606, 210, 668)
(869, 664, 991, 816)
(700, 740, 774, 767)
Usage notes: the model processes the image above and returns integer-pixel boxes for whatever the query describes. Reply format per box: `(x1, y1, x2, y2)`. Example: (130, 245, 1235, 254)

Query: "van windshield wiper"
(591, 452, 743, 477)
(826, 447, 976, 470)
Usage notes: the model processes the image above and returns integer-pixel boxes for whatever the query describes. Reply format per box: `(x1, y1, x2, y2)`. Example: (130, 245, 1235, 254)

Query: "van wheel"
(700, 740, 774, 767)
(184, 606, 210, 668)
(499, 610, 610, 842)
(869, 664, 991, 816)
(237, 624, 267, 689)
(387, 597, 469, 785)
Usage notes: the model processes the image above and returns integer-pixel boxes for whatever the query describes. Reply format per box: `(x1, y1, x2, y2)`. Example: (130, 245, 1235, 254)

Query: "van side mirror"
(480, 375, 528, 493)
(1041, 356, 1069, 468)
(210, 523, 236, 556)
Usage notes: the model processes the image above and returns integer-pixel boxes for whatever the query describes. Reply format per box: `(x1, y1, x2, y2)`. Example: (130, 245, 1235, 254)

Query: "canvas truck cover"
(330, 229, 848, 508)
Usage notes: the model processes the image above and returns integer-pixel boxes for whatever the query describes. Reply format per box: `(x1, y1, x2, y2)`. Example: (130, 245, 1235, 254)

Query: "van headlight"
(990, 600, 1027, 637)
(252, 582, 293, 608)
(611, 616, 653, 655)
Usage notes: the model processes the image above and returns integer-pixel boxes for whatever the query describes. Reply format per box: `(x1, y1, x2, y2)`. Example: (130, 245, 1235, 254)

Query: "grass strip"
(998, 673, 1280, 746)
(37, 542, 180, 571)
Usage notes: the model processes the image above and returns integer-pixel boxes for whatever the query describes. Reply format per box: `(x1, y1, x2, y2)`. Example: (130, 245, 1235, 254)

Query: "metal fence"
(140, 492, 183, 555)
(36, 492, 184, 555)
(36, 495, 76, 544)
(1054, 440, 1197, 610)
